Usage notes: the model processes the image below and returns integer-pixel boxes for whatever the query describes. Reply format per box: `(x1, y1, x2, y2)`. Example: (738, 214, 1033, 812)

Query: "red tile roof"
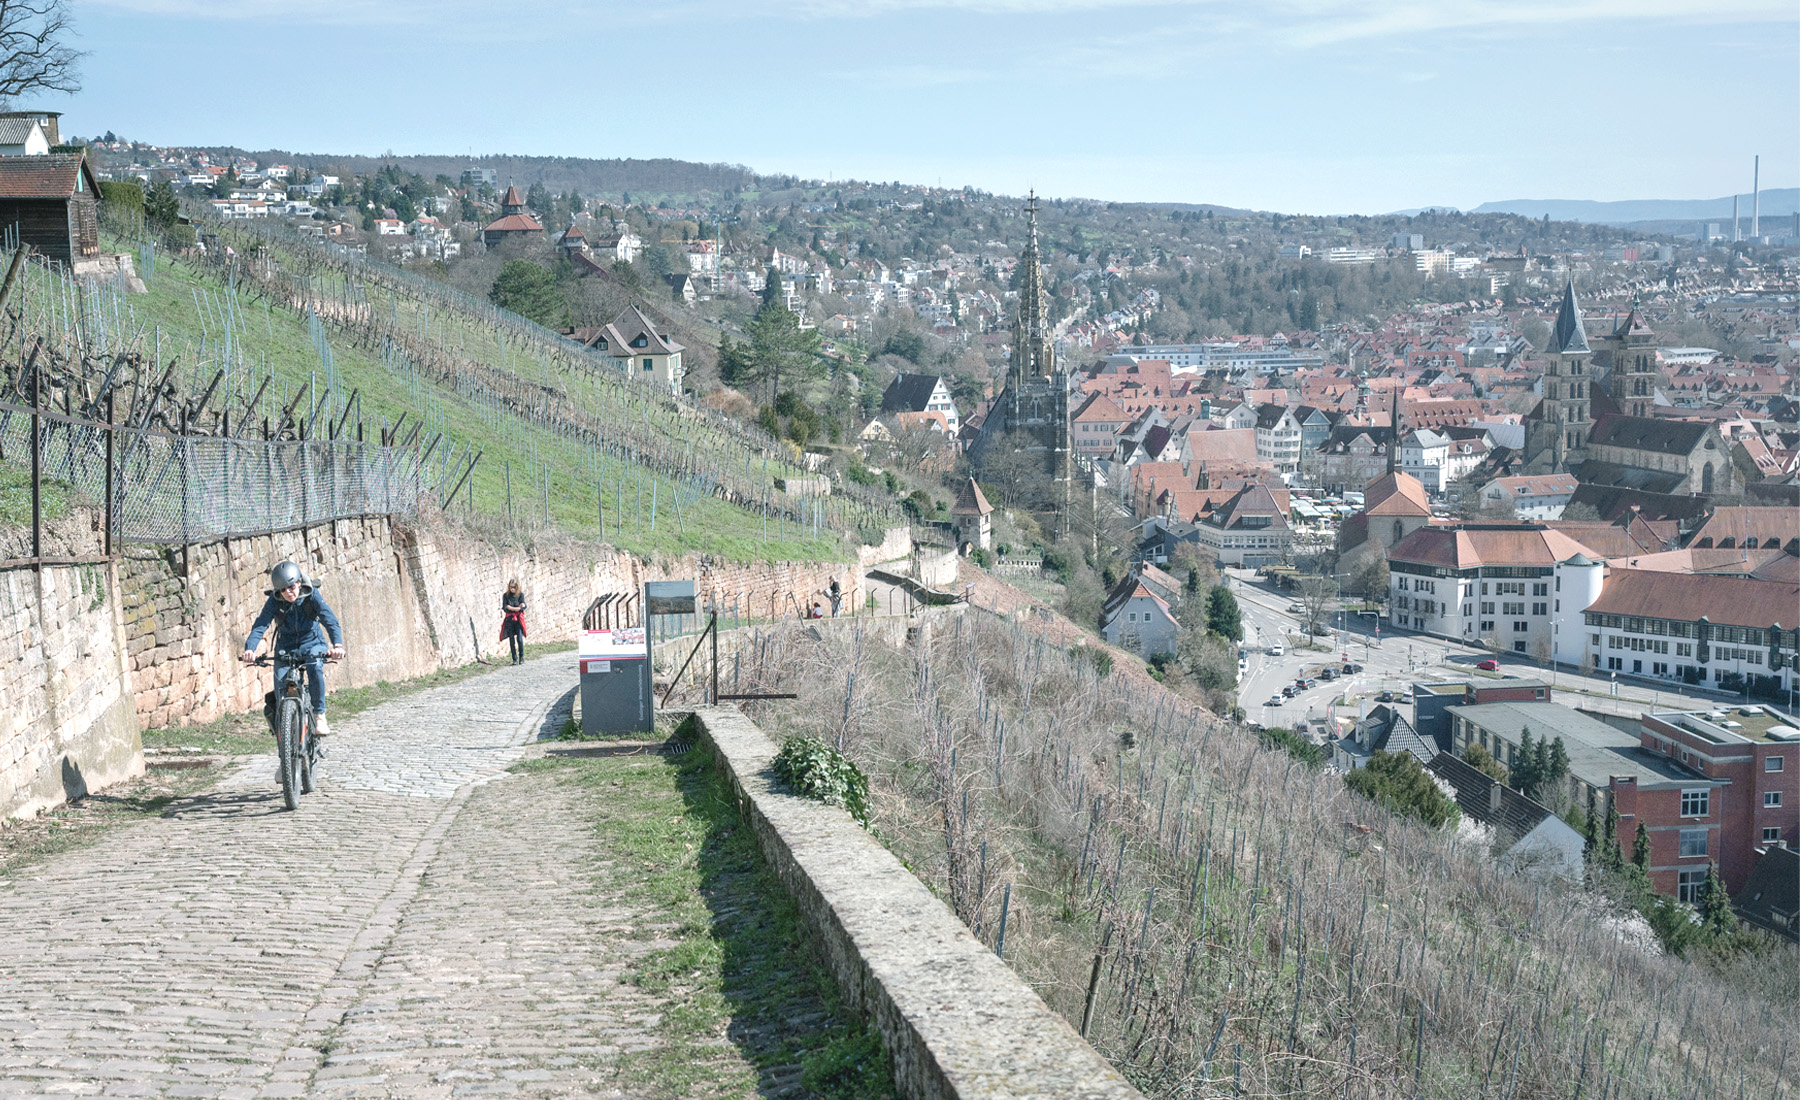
(483, 212, 543, 233)
(1587, 569, 1800, 630)
(0, 153, 97, 200)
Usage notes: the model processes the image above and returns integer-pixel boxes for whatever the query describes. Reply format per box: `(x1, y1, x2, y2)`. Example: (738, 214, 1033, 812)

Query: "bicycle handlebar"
(253, 651, 342, 666)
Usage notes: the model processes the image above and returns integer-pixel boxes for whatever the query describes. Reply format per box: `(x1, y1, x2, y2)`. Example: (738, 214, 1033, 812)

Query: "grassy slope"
(741, 612, 1795, 1100)
(103, 233, 847, 563)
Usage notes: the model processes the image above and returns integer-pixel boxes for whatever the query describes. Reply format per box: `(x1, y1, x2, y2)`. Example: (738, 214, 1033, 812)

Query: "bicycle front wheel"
(276, 699, 302, 811)
(299, 715, 317, 795)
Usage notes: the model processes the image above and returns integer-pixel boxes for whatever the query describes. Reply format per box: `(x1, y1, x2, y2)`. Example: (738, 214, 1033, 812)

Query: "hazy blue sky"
(65, 0, 1798, 214)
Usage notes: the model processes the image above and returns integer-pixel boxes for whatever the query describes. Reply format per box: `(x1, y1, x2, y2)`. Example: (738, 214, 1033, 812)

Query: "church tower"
(973, 193, 1073, 534)
(1603, 302, 1658, 420)
(1529, 281, 1594, 472)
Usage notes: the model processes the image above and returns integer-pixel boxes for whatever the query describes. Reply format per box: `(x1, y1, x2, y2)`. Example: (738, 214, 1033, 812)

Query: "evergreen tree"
(745, 297, 822, 406)
(525, 181, 551, 217)
(1548, 737, 1570, 788)
(1631, 815, 1651, 870)
(1205, 585, 1243, 642)
(1583, 786, 1598, 864)
(717, 334, 753, 387)
(1603, 797, 1623, 871)
(488, 260, 569, 328)
(1514, 727, 1537, 792)
(1699, 863, 1735, 936)
(144, 180, 180, 228)
(1343, 752, 1459, 829)
(762, 266, 784, 309)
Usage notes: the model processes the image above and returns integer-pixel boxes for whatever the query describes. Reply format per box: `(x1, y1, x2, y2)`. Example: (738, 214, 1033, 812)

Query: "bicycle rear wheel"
(276, 699, 301, 811)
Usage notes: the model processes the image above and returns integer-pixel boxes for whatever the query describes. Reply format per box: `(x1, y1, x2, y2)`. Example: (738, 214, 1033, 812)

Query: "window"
(1765, 827, 1784, 843)
(1513, 621, 1529, 633)
(1765, 791, 1783, 808)
(1532, 603, 1548, 616)
(1481, 602, 1495, 614)
(1677, 870, 1707, 904)
(643, 358, 654, 372)
(1513, 641, 1527, 653)
(1679, 828, 1708, 858)
(1769, 756, 1786, 772)
(1533, 583, 1549, 597)
(1681, 789, 1709, 817)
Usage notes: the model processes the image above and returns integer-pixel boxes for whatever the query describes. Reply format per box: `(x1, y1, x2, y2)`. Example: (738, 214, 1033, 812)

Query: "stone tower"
(1603, 303, 1658, 420)
(972, 193, 1073, 534)
(1527, 281, 1594, 473)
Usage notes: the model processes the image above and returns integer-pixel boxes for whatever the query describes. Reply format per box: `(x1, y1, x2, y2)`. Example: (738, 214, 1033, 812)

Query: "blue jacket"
(246, 588, 342, 658)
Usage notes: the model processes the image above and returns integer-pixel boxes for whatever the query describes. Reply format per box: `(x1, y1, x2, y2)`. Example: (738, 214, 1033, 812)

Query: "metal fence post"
(29, 359, 40, 568)
(103, 394, 114, 557)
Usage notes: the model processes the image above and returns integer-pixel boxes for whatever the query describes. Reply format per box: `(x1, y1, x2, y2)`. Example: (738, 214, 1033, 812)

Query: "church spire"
(1009, 191, 1054, 387)
(1549, 280, 1590, 355)
(1388, 381, 1401, 475)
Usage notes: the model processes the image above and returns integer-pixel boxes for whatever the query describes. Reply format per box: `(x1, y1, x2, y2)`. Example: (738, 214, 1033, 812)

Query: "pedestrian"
(827, 579, 842, 618)
(807, 601, 824, 619)
(500, 579, 527, 665)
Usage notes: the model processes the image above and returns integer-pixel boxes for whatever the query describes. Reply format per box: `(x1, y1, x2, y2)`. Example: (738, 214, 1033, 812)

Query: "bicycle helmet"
(267, 560, 313, 597)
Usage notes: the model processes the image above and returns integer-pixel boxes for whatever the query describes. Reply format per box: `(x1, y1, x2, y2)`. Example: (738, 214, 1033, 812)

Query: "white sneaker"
(314, 714, 331, 737)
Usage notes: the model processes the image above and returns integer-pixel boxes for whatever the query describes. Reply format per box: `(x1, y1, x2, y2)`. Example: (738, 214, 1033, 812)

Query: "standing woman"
(500, 579, 527, 665)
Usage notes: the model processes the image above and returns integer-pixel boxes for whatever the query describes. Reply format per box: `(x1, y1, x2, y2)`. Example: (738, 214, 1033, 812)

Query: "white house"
(1254, 404, 1304, 471)
(1099, 572, 1180, 657)
(1482, 474, 1577, 520)
(0, 116, 51, 157)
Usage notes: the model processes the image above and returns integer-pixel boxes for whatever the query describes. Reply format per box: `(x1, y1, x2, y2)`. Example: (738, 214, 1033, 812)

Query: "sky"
(62, 0, 1800, 214)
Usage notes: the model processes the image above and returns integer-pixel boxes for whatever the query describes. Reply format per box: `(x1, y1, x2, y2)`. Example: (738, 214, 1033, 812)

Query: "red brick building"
(1612, 707, 1798, 901)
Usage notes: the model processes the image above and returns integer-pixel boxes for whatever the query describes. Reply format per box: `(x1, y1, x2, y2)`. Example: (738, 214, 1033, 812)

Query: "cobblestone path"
(0, 656, 678, 1099)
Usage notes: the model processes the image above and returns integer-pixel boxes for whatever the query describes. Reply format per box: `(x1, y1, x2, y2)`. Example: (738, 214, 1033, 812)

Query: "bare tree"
(1298, 571, 1338, 636)
(0, 0, 81, 102)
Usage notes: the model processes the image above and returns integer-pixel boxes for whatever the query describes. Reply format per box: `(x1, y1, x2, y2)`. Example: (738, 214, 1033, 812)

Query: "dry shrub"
(734, 615, 1795, 1100)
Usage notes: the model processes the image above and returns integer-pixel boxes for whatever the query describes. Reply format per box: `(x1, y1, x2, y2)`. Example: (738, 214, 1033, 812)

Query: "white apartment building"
(1571, 568, 1798, 695)
(1254, 404, 1303, 472)
(1481, 474, 1577, 520)
(1388, 524, 1600, 657)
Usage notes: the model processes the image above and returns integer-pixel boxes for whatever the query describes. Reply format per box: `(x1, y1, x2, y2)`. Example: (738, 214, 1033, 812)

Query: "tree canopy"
(489, 260, 569, 329)
(1205, 585, 1243, 642)
(743, 298, 822, 406)
(1344, 752, 1460, 829)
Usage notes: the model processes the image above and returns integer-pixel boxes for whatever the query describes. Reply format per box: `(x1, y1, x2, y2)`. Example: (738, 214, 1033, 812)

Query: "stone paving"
(0, 655, 673, 1099)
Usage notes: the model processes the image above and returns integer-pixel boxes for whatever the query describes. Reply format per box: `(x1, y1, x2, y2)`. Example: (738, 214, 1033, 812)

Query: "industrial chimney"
(1752, 155, 1760, 240)
(1732, 195, 1740, 242)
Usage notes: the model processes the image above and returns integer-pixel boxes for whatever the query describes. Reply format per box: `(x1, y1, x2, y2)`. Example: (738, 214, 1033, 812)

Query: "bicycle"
(255, 650, 334, 810)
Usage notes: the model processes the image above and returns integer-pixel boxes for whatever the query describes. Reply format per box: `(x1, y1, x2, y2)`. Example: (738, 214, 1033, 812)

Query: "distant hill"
(1471, 189, 1798, 226)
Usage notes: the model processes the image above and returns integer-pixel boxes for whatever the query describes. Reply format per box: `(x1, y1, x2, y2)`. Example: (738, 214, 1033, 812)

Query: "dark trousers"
(271, 657, 326, 717)
(506, 632, 524, 662)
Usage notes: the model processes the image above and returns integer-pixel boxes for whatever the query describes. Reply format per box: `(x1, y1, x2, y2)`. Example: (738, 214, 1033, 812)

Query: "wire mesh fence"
(0, 396, 421, 560)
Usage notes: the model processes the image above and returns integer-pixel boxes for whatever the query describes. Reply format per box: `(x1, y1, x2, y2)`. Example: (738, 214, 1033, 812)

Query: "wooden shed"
(0, 153, 101, 265)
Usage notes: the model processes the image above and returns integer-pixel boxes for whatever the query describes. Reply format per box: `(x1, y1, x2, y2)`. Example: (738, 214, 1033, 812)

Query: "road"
(1225, 569, 1743, 735)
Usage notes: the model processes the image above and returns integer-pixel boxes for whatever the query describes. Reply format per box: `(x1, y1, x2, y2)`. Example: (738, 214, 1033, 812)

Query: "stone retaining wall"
(119, 516, 877, 731)
(689, 705, 1142, 1100)
(0, 561, 142, 819)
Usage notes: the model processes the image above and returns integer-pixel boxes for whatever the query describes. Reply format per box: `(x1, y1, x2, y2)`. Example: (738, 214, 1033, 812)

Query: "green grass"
(104, 232, 853, 564)
(0, 469, 72, 526)
(528, 742, 893, 1100)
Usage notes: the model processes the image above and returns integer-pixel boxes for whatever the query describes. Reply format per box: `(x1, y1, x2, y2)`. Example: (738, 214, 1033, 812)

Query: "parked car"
(1399, 692, 1413, 703)
(1476, 659, 1500, 671)
(1319, 668, 1337, 681)
(1282, 685, 1297, 698)
(1343, 663, 1362, 674)
(1377, 690, 1395, 702)
(1288, 604, 1306, 615)
(1303, 679, 1318, 689)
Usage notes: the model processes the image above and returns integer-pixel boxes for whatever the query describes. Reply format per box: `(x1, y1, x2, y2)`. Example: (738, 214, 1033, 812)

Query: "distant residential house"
(1197, 483, 1291, 567)
(881, 373, 959, 433)
(666, 272, 697, 303)
(1254, 404, 1304, 471)
(1331, 704, 1436, 771)
(567, 304, 685, 394)
(858, 419, 892, 443)
(0, 115, 50, 157)
(374, 218, 406, 236)
(589, 229, 643, 264)
(1481, 474, 1577, 520)
(1099, 570, 1180, 657)
(1426, 753, 1585, 882)
(1072, 391, 1132, 456)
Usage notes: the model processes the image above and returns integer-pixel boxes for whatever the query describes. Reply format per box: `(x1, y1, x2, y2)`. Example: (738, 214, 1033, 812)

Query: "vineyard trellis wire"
(88, 203, 902, 544)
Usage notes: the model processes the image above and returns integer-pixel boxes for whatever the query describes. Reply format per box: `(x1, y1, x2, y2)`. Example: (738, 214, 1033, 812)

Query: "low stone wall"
(689, 705, 1142, 1100)
(0, 561, 142, 819)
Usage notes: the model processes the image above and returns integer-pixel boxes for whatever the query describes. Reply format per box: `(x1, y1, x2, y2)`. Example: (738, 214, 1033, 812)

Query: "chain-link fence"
(0, 398, 422, 559)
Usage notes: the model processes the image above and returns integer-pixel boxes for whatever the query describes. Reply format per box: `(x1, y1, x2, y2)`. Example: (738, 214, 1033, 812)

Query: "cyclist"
(240, 560, 345, 738)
